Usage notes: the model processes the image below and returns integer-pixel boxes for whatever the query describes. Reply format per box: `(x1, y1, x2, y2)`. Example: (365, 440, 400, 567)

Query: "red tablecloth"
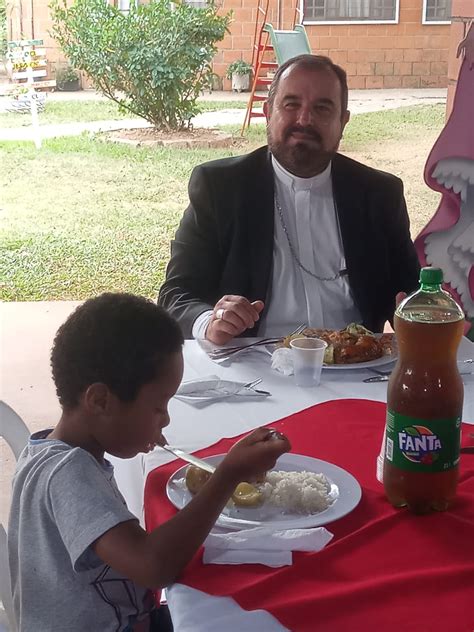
(145, 399, 474, 632)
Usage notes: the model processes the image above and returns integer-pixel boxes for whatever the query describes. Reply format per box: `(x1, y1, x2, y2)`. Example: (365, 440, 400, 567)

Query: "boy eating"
(8, 293, 290, 631)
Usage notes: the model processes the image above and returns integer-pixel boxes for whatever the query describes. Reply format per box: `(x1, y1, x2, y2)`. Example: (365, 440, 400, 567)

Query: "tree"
(50, 0, 231, 130)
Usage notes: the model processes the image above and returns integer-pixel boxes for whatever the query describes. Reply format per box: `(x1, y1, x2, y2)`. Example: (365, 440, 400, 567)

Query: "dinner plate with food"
(274, 323, 397, 370)
(166, 453, 362, 530)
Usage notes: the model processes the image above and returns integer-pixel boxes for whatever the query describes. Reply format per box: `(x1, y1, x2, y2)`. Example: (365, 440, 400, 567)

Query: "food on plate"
(232, 482, 264, 507)
(261, 470, 333, 514)
(184, 465, 264, 507)
(184, 465, 334, 514)
(283, 323, 394, 365)
(185, 464, 212, 494)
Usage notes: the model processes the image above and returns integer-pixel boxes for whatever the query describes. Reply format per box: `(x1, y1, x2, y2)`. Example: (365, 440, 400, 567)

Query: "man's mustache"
(286, 127, 322, 142)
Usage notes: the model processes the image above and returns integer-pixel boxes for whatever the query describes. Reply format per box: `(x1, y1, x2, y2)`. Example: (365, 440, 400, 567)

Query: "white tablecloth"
(111, 337, 474, 632)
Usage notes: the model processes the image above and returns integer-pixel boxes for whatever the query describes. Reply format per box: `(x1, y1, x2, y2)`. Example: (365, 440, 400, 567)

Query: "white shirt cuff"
(192, 310, 214, 340)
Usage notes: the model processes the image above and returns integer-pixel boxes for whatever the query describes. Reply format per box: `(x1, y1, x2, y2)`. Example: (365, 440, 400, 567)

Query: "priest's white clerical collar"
(271, 154, 332, 192)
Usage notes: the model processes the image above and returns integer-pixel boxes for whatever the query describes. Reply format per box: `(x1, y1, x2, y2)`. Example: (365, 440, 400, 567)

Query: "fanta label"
(385, 410, 461, 472)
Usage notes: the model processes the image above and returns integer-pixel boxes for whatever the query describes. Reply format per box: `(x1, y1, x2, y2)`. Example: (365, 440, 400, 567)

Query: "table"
(112, 338, 474, 632)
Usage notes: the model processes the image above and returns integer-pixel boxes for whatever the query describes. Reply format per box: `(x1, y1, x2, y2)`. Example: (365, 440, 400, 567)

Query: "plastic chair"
(0, 401, 30, 632)
(263, 23, 311, 65)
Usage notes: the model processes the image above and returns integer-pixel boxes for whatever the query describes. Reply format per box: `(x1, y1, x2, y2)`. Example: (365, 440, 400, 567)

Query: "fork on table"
(364, 365, 473, 383)
(207, 323, 307, 361)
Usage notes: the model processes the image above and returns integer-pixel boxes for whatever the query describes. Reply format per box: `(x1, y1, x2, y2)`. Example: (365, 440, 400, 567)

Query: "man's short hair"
(267, 54, 349, 116)
(51, 293, 184, 409)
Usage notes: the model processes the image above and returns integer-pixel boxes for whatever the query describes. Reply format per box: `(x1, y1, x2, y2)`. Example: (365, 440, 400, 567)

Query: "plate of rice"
(166, 453, 362, 530)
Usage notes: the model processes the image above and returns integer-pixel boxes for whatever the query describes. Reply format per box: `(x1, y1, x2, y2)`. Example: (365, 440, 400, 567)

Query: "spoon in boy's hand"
(160, 444, 216, 473)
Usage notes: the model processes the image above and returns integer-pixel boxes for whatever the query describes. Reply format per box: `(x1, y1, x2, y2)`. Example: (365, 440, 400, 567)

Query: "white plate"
(166, 453, 362, 530)
(267, 342, 397, 370)
(323, 352, 397, 370)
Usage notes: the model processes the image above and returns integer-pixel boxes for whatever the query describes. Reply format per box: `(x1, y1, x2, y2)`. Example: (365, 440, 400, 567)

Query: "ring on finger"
(215, 308, 225, 320)
(267, 429, 284, 441)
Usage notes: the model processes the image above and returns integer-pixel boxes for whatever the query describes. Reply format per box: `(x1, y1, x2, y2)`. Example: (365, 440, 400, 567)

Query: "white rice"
(261, 470, 333, 514)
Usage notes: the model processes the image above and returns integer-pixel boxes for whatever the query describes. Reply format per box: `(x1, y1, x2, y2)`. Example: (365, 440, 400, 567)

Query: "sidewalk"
(0, 88, 447, 142)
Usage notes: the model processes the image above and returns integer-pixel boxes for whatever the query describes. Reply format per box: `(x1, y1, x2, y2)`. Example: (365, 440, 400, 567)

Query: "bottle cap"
(419, 267, 443, 285)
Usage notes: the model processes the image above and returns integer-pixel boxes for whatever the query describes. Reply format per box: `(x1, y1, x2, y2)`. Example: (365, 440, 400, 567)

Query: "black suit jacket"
(159, 146, 420, 337)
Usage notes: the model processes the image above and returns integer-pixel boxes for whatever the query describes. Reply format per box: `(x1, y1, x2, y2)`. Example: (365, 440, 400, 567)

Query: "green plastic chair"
(262, 23, 312, 65)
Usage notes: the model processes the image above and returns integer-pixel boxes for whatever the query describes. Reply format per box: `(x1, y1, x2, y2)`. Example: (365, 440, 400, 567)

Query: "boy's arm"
(93, 467, 236, 588)
(93, 428, 290, 588)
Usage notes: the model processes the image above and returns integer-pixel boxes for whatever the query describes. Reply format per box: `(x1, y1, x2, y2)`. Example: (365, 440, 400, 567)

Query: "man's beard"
(268, 126, 339, 178)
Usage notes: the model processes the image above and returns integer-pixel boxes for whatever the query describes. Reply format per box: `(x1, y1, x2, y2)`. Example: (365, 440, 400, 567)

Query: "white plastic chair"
(0, 401, 30, 632)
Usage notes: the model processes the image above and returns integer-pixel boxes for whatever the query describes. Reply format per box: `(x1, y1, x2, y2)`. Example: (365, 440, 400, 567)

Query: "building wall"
(213, 0, 451, 90)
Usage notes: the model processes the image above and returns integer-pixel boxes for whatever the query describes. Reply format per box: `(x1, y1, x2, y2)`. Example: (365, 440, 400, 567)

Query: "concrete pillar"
(447, 0, 474, 117)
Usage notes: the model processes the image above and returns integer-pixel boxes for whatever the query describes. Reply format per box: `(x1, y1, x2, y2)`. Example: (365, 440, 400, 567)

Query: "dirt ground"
(343, 130, 441, 239)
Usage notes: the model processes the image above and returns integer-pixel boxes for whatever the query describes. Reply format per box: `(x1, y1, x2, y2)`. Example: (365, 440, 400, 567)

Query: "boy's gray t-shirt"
(8, 432, 154, 631)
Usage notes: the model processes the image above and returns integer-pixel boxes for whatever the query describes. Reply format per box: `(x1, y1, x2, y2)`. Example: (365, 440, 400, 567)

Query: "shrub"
(55, 64, 80, 86)
(50, 0, 231, 130)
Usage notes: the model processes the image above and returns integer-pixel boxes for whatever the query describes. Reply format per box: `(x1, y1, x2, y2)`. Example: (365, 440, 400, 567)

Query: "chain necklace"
(275, 192, 347, 282)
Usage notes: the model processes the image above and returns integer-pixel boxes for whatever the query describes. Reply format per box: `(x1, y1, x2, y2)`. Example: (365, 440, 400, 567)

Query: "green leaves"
(49, 0, 231, 130)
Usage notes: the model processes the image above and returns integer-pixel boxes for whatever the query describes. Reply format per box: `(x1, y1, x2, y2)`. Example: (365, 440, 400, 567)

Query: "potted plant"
(226, 59, 252, 93)
(56, 64, 81, 91)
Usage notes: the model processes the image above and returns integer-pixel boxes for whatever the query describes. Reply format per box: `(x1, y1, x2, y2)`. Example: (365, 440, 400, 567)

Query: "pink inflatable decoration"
(414, 23, 474, 338)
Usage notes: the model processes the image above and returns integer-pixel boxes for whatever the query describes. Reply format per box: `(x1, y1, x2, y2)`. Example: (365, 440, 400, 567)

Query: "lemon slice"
(232, 482, 263, 507)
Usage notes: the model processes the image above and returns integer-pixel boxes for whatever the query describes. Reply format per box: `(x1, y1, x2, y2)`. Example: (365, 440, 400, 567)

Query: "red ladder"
(241, 0, 302, 135)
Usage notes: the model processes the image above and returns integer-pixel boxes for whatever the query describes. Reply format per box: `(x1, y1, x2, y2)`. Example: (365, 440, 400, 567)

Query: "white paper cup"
(290, 337, 328, 387)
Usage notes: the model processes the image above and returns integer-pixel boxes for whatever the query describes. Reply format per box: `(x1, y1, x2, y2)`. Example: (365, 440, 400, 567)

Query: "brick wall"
(7, 0, 452, 91)
(215, 0, 451, 90)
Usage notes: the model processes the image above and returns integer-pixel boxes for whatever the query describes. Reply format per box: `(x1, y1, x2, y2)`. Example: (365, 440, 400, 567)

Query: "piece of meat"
(335, 334, 382, 364)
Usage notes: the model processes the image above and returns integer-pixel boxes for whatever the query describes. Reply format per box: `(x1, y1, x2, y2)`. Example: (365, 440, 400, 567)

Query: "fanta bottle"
(383, 267, 465, 513)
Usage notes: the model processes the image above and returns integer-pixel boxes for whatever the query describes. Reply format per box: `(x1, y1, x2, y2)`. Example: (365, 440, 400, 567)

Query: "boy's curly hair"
(51, 293, 184, 409)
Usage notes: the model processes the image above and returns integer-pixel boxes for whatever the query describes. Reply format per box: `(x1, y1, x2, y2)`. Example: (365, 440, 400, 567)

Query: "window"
(304, 0, 398, 23)
(182, 0, 208, 7)
(423, 0, 451, 23)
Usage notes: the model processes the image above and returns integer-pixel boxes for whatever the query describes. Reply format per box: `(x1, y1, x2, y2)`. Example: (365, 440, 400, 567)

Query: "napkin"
(175, 375, 270, 406)
(271, 347, 294, 376)
(203, 526, 333, 567)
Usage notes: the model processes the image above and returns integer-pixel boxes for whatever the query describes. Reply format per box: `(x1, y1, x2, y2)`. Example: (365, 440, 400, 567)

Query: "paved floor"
(1, 301, 82, 523)
(0, 87, 447, 142)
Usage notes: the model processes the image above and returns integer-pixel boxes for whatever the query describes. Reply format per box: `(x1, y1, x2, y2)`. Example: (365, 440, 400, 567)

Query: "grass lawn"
(0, 99, 248, 128)
(1, 104, 444, 301)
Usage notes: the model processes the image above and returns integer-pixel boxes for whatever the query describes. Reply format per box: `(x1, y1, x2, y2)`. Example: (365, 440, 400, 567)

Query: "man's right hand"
(206, 295, 264, 345)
